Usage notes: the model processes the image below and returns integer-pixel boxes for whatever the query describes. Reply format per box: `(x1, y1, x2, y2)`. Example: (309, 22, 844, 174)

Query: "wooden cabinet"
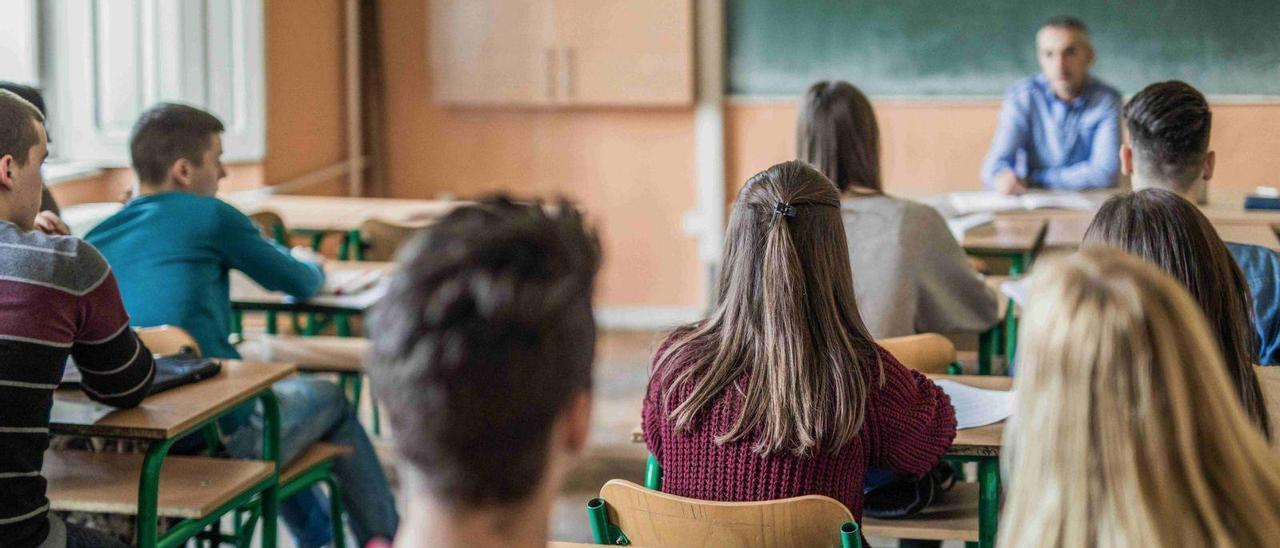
(429, 0, 693, 107)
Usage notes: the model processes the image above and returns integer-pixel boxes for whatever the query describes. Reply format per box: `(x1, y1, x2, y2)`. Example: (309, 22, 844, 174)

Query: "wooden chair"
(136, 325, 202, 357)
(587, 479, 861, 547)
(247, 209, 288, 245)
(877, 334, 959, 375)
(237, 335, 372, 411)
(354, 217, 428, 261)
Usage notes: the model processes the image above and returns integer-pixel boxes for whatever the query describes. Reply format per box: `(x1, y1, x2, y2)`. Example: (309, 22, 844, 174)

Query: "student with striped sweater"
(0, 90, 155, 547)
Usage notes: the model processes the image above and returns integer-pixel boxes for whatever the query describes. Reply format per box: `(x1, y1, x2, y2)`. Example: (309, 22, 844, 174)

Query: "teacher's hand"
(994, 170, 1028, 196)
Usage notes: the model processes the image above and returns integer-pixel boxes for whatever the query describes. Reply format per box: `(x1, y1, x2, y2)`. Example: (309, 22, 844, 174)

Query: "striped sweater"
(0, 221, 155, 547)
(643, 335, 956, 519)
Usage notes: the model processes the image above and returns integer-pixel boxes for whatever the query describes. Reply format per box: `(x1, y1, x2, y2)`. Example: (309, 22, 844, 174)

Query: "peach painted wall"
(727, 98, 1280, 202)
(377, 0, 702, 308)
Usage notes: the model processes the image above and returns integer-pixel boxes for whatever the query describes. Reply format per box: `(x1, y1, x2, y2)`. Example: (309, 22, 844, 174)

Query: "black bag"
(862, 461, 957, 519)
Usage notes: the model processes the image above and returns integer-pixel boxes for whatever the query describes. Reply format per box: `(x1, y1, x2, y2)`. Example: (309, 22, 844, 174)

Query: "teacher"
(981, 16, 1121, 195)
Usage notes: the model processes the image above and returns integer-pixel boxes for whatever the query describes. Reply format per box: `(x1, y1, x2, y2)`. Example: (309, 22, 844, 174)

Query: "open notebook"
(322, 269, 384, 296)
(934, 379, 1014, 429)
(947, 191, 1101, 216)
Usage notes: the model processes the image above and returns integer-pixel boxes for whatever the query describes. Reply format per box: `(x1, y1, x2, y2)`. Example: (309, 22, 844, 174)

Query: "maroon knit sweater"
(642, 335, 957, 520)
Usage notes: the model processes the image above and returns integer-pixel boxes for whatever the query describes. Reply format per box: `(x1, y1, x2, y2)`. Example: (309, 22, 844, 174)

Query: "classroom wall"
(51, 0, 348, 204)
(727, 99, 1280, 202)
(376, 0, 703, 310)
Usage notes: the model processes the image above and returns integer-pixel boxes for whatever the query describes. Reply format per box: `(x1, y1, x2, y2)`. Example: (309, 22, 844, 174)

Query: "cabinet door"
(553, 0, 693, 106)
(429, 0, 556, 106)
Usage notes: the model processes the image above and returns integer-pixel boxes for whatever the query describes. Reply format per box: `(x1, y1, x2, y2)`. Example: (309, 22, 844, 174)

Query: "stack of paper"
(934, 379, 1014, 429)
(945, 212, 996, 241)
(947, 191, 1101, 216)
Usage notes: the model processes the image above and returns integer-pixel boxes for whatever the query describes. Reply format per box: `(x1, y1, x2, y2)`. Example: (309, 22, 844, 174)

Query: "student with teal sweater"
(87, 103, 397, 547)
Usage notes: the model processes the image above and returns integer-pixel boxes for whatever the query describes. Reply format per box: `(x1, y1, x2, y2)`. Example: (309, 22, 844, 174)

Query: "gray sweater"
(841, 195, 999, 339)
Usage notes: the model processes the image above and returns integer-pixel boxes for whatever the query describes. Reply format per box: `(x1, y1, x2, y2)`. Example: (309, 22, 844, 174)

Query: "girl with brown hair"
(1001, 248, 1280, 547)
(1082, 188, 1270, 437)
(797, 80, 998, 338)
(641, 160, 956, 520)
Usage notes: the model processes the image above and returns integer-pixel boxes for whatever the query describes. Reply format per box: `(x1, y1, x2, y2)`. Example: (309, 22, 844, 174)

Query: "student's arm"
(980, 92, 1030, 189)
(911, 206, 1000, 334)
(215, 201, 325, 299)
(867, 348, 957, 477)
(71, 257, 156, 408)
(1030, 96, 1121, 190)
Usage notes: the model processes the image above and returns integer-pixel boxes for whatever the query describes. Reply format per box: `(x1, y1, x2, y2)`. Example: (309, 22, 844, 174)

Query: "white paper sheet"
(1000, 278, 1029, 307)
(947, 191, 1102, 216)
(50, 399, 117, 425)
(934, 379, 1014, 429)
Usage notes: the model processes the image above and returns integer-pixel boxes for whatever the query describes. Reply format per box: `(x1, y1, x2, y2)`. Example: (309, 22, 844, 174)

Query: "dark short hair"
(0, 82, 46, 116)
(1122, 81, 1211, 193)
(0, 90, 45, 168)
(129, 103, 224, 184)
(1083, 189, 1269, 438)
(368, 197, 601, 507)
(1042, 15, 1089, 35)
(796, 81, 882, 193)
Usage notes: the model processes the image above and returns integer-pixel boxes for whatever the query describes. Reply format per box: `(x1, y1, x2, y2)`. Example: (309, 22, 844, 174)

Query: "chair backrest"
(876, 334, 956, 374)
(595, 479, 855, 547)
(136, 325, 202, 358)
(247, 209, 288, 245)
(358, 217, 428, 261)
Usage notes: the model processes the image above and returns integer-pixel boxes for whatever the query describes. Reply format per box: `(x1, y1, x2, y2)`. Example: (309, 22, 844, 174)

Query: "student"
(0, 90, 155, 547)
(643, 160, 956, 523)
(1083, 189, 1270, 437)
(0, 82, 67, 231)
(797, 80, 998, 339)
(980, 16, 1121, 194)
(367, 198, 599, 548)
(1000, 248, 1280, 547)
(86, 103, 397, 547)
(1120, 80, 1280, 365)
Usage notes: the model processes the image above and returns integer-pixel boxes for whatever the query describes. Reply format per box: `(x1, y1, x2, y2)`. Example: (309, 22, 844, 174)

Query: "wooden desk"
(51, 360, 296, 547)
(960, 219, 1047, 275)
(231, 261, 394, 316)
(227, 195, 461, 233)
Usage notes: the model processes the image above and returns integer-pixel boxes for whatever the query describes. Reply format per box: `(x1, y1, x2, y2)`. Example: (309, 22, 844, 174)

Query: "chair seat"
(281, 443, 352, 484)
(45, 450, 274, 519)
(238, 335, 369, 372)
(862, 482, 980, 542)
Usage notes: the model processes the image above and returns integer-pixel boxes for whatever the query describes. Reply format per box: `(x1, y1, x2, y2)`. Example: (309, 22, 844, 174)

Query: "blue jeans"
(224, 377, 399, 547)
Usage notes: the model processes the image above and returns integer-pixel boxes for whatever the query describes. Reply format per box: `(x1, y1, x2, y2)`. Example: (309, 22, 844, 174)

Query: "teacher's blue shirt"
(981, 74, 1122, 191)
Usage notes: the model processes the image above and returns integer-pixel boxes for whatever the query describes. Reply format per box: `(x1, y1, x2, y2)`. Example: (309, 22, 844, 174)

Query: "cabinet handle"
(560, 47, 573, 100)
(545, 47, 557, 100)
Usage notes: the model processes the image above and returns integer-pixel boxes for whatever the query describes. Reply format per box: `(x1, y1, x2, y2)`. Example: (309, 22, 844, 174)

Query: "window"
(31, 0, 265, 166)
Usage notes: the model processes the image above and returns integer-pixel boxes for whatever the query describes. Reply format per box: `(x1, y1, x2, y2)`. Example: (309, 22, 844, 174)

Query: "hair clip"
(773, 202, 796, 218)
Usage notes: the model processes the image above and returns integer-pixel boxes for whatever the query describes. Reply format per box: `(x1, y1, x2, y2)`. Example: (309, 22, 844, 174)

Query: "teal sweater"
(87, 192, 325, 359)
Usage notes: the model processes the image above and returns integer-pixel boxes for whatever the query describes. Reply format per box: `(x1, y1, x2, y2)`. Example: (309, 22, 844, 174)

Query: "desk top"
(51, 361, 296, 440)
(231, 261, 394, 314)
(961, 218, 1047, 255)
(631, 374, 1009, 456)
(228, 195, 462, 232)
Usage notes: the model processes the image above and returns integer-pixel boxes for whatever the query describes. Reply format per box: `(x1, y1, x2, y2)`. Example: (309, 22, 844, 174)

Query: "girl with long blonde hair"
(1000, 248, 1280, 547)
(642, 160, 956, 520)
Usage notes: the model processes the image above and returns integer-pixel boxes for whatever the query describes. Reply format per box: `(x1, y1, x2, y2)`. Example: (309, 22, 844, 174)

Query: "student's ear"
(0, 155, 14, 192)
(169, 159, 193, 188)
(1119, 144, 1134, 176)
(561, 391, 592, 456)
(1202, 150, 1216, 182)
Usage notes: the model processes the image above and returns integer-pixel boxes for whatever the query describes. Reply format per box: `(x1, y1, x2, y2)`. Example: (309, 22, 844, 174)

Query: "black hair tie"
(773, 202, 796, 218)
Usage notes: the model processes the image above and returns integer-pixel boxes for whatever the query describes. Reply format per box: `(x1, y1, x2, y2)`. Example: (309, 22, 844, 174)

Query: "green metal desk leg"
(977, 327, 999, 376)
(260, 390, 282, 548)
(137, 438, 179, 548)
(978, 457, 1001, 548)
(645, 454, 662, 491)
(347, 229, 364, 261)
(325, 475, 348, 548)
(1009, 253, 1026, 276)
(1004, 305, 1018, 371)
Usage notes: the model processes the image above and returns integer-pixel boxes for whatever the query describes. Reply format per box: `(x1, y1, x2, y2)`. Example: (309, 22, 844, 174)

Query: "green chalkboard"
(728, 0, 1280, 97)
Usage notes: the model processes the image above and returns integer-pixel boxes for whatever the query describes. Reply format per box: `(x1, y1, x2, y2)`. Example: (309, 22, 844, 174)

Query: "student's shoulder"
(1, 227, 114, 293)
(1226, 241, 1280, 274)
